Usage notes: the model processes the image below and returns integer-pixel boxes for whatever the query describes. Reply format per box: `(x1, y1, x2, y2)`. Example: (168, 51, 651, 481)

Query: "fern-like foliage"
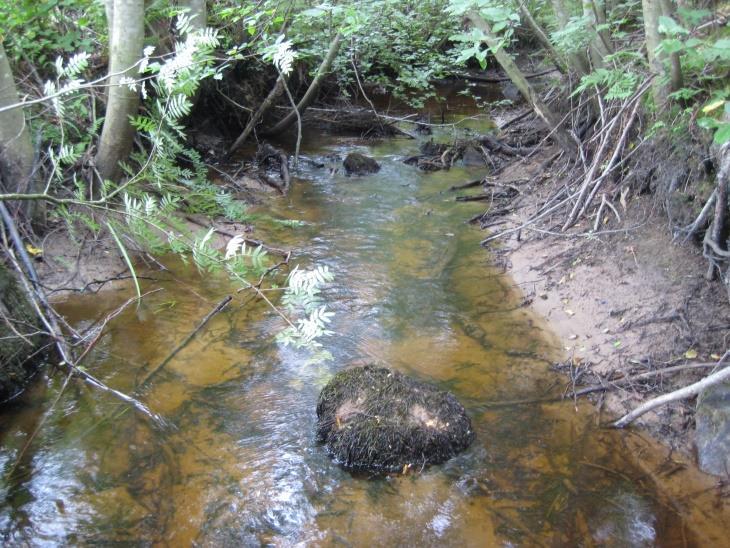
(276, 266, 335, 351)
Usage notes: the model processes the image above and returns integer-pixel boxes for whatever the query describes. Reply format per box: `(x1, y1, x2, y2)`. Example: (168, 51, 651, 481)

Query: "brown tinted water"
(0, 105, 723, 545)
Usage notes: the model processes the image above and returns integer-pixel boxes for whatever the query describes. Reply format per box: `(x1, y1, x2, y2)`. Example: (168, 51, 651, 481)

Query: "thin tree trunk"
(0, 44, 37, 219)
(517, 1, 566, 73)
(659, 0, 684, 92)
(226, 74, 285, 157)
(642, 0, 669, 105)
(95, 0, 145, 183)
(583, 0, 609, 66)
(550, 0, 591, 75)
(262, 33, 343, 137)
(466, 11, 578, 157)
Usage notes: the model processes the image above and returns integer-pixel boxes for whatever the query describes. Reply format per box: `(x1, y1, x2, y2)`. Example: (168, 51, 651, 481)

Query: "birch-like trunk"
(0, 44, 37, 217)
(95, 0, 144, 183)
(466, 11, 578, 157)
(582, 0, 612, 66)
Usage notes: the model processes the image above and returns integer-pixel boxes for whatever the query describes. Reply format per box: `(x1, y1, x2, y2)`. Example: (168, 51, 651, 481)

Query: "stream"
(0, 90, 710, 545)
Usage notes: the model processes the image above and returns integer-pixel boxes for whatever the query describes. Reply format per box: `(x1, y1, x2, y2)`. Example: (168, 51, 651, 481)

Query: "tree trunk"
(659, 0, 684, 92)
(642, 0, 669, 105)
(550, 0, 591, 75)
(583, 0, 612, 66)
(466, 11, 578, 157)
(0, 44, 37, 218)
(262, 33, 343, 137)
(517, 1, 566, 73)
(95, 0, 145, 183)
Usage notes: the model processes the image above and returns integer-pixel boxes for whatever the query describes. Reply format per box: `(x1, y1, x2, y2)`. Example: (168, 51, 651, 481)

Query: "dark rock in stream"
(343, 153, 380, 175)
(695, 383, 730, 475)
(316, 366, 474, 472)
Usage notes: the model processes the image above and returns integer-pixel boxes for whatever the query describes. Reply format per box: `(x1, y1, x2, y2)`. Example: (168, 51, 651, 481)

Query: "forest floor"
(477, 112, 730, 459)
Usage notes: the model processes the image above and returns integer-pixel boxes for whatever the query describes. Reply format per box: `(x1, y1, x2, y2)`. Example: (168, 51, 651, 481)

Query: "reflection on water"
(0, 112, 717, 546)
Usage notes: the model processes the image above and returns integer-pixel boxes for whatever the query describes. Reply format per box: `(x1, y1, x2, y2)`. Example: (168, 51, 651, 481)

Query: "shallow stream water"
(0, 93, 715, 545)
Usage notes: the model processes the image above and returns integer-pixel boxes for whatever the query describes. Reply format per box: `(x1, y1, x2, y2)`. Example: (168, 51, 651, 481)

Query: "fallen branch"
(0, 201, 166, 427)
(482, 361, 724, 409)
(226, 74, 285, 157)
(613, 353, 730, 428)
(454, 67, 558, 84)
(262, 33, 343, 137)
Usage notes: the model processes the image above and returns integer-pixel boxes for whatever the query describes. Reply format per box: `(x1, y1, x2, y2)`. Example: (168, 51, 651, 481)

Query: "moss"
(316, 366, 474, 472)
(0, 261, 44, 403)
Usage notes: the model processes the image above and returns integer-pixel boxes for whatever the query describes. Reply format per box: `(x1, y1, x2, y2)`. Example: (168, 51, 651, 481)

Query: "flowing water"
(0, 92, 720, 545)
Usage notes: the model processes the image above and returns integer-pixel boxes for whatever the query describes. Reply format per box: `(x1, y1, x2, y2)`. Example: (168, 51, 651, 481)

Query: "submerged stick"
(135, 295, 232, 390)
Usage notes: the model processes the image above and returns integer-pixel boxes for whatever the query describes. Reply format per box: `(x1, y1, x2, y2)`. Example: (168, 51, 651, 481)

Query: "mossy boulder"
(343, 153, 380, 175)
(0, 262, 43, 403)
(316, 366, 474, 472)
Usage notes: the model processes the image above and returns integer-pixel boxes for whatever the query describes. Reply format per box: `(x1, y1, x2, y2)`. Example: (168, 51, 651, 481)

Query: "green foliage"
(573, 67, 639, 100)
(277, 266, 335, 350)
(0, 0, 103, 69)
(550, 16, 594, 54)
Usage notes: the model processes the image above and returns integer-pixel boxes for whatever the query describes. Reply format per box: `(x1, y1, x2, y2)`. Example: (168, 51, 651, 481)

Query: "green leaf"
(713, 123, 730, 145)
(658, 16, 688, 36)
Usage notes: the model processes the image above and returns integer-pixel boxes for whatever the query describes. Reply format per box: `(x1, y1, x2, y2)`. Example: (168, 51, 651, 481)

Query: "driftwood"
(255, 143, 290, 193)
(0, 201, 165, 427)
(301, 106, 409, 138)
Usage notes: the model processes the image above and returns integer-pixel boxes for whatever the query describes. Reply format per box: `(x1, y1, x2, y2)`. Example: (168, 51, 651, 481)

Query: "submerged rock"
(343, 153, 380, 175)
(316, 366, 474, 472)
(695, 383, 730, 475)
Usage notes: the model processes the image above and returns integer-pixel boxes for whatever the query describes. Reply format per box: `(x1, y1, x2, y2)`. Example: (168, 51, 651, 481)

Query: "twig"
(0, 201, 165, 427)
(482, 361, 724, 409)
(135, 295, 233, 391)
(613, 352, 730, 428)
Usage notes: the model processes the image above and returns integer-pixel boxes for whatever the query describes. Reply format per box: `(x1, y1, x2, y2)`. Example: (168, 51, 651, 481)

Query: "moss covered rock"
(0, 262, 43, 403)
(316, 366, 474, 472)
(343, 153, 380, 175)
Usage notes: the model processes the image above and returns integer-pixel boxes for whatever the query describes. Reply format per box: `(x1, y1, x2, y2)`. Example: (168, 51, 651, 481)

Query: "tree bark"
(517, 1, 566, 73)
(0, 256, 44, 403)
(466, 11, 578, 157)
(261, 33, 343, 137)
(95, 0, 145, 183)
(642, 0, 669, 105)
(583, 0, 612, 66)
(659, 0, 684, 92)
(550, 0, 591, 75)
(0, 44, 37, 218)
